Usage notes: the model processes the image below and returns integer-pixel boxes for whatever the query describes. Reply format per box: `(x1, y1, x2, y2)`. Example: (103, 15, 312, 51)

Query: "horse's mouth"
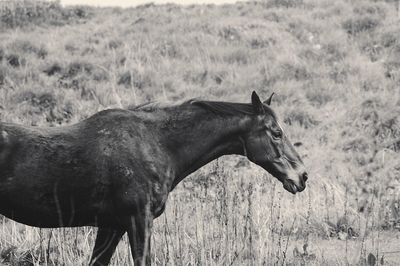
(283, 179, 301, 194)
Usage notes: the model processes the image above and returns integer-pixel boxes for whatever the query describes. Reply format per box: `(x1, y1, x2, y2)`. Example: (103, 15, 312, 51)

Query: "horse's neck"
(163, 108, 250, 189)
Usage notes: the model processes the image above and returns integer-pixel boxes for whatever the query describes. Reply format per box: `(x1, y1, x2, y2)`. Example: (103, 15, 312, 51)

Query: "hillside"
(0, 0, 400, 265)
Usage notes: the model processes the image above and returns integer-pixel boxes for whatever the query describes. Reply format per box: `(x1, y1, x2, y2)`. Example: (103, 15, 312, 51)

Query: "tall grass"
(0, 0, 92, 30)
(0, 0, 400, 264)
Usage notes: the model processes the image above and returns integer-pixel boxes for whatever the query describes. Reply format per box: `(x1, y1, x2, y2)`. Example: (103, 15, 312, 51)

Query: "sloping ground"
(0, 0, 93, 29)
(0, 0, 399, 265)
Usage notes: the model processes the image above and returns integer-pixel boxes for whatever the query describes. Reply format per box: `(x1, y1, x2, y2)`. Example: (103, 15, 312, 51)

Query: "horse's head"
(242, 91, 308, 194)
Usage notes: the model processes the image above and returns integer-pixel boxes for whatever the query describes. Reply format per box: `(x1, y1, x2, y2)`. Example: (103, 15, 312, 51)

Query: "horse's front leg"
(89, 227, 125, 266)
(127, 211, 153, 266)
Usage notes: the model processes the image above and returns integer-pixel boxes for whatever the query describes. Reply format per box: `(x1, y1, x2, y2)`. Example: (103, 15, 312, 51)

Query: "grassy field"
(0, 0, 400, 265)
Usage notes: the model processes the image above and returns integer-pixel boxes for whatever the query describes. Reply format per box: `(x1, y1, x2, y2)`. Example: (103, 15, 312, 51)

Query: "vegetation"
(0, 0, 92, 29)
(0, 0, 400, 264)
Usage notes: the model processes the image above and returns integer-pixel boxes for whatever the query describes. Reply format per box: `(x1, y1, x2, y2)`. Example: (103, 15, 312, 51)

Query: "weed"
(118, 70, 153, 90)
(266, 0, 304, 9)
(0, 66, 7, 86)
(305, 86, 333, 106)
(43, 62, 63, 76)
(0, 47, 4, 62)
(0, 0, 92, 29)
(12, 39, 48, 59)
(0, 0, 399, 265)
(284, 109, 319, 128)
(342, 16, 380, 35)
(6, 54, 25, 68)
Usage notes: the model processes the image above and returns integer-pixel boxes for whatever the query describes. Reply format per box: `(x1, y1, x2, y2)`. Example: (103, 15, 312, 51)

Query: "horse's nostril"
(302, 172, 308, 182)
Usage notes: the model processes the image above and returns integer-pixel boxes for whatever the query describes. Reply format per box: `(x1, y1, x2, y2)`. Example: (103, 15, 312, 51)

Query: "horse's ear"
(251, 91, 264, 114)
(264, 92, 275, 106)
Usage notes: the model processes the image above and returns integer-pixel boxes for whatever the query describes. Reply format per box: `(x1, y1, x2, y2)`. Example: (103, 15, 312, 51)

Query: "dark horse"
(0, 91, 307, 265)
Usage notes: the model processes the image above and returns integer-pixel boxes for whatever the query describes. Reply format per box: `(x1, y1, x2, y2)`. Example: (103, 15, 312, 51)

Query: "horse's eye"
(272, 130, 282, 139)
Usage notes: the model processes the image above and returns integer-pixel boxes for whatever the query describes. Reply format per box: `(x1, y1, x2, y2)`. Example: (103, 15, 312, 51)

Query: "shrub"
(378, 112, 400, 146)
(353, 2, 387, 19)
(284, 109, 319, 128)
(263, 11, 281, 22)
(222, 48, 249, 65)
(0, 66, 7, 85)
(342, 16, 380, 35)
(384, 44, 400, 79)
(249, 36, 276, 49)
(183, 69, 226, 86)
(12, 39, 48, 59)
(43, 63, 63, 76)
(106, 40, 123, 50)
(63, 61, 93, 79)
(266, 0, 304, 8)
(31, 92, 57, 110)
(6, 54, 25, 68)
(343, 137, 371, 153)
(305, 88, 333, 106)
(381, 31, 398, 48)
(218, 26, 241, 41)
(280, 62, 312, 81)
(47, 102, 75, 124)
(329, 63, 356, 83)
(0, 0, 93, 29)
(43, 62, 63, 76)
(323, 42, 348, 63)
(16, 91, 56, 111)
(118, 70, 153, 90)
(183, 69, 208, 85)
(0, 246, 33, 265)
(57, 61, 95, 91)
(0, 47, 4, 61)
(65, 43, 79, 54)
(156, 40, 181, 58)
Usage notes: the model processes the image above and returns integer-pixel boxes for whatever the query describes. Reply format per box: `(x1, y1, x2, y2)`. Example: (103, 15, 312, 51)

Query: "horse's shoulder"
(0, 125, 10, 147)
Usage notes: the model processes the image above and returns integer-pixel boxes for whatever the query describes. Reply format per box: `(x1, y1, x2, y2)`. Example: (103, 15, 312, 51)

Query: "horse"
(0, 91, 307, 265)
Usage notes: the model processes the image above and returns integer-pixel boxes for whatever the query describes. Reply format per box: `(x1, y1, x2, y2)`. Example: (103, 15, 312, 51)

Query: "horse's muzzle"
(283, 179, 298, 194)
(283, 172, 307, 194)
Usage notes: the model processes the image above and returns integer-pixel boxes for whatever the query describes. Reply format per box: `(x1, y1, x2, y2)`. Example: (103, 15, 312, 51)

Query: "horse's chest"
(119, 179, 169, 213)
(149, 182, 169, 214)
(109, 162, 173, 216)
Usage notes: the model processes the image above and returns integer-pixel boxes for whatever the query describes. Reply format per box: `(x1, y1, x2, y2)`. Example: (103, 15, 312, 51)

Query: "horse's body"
(0, 92, 307, 265)
(0, 109, 170, 228)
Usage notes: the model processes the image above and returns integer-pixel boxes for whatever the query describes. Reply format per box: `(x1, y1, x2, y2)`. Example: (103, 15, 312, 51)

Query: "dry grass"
(0, 0, 400, 265)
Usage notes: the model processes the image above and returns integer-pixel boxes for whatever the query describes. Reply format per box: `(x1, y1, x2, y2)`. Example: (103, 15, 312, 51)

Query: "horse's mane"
(189, 100, 256, 116)
(129, 99, 275, 117)
(128, 100, 187, 112)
